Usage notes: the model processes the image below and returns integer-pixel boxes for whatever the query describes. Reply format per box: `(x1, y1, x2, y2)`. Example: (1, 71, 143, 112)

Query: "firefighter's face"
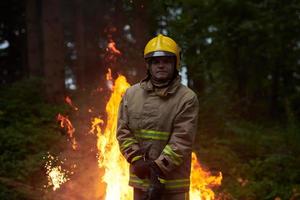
(149, 56, 176, 81)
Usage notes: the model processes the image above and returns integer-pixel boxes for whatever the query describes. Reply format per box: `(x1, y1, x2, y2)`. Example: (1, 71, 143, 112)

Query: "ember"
(44, 154, 70, 191)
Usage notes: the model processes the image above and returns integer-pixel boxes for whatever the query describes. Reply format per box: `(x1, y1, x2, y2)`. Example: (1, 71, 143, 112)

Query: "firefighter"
(117, 34, 199, 200)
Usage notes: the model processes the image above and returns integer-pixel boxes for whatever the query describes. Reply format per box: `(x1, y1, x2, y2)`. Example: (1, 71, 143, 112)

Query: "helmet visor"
(144, 51, 176, 59)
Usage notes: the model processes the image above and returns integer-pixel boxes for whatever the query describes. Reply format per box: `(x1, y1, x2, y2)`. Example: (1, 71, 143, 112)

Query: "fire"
(47, 37, 222, 198)
(90, 74, 131, 200)
(47, 166, 68, 191)
(94, 37, 222, 198)
(93, 72, 222, 199)
(65, 96, 79, 111)
(44, 99, 78, 191)
(106, 68, 113, 90)
(106, 68, 113, 81)
(190, 153, 222, 200)
(45, 154, 70, 191)
(57, 113, 78, 150)
(107, 40, 122, 55)
(90, 117, 104, 136)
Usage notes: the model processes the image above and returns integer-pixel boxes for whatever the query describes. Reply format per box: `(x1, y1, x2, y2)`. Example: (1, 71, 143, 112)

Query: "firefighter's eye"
(152, 60, 160, 65)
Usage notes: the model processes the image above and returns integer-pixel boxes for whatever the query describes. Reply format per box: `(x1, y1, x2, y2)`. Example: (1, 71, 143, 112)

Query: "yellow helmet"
(144, 34, 181, 69)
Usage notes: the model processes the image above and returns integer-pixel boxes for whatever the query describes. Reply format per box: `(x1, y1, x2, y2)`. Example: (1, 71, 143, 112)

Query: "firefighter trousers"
(133, 188, 189, 200)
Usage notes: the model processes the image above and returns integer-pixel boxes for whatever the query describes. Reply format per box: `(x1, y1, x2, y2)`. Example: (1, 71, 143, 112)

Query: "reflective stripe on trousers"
(130, 174, 190, 190)
(134, 188, 189, 200)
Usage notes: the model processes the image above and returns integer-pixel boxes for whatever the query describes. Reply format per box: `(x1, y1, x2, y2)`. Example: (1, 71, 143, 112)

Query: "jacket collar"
(140, 75, 181, 97)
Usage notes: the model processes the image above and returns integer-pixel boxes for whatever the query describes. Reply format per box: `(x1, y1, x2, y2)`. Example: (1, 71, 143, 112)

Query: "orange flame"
(106, 68, 113, 81)
(65, 96, 79, 111)
(106, 68, 114, 90)
(190, 152, 222, 200)
(49, 36, 222, 198)
(93, 72, 222, 199)
(107, 40, 121, 55)
(91, 75, 131, 200)
(57, 113, 78, 150)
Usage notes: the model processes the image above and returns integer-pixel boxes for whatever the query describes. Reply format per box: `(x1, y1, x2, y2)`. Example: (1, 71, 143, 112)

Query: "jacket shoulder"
(177, 84, 198, 101)
(124, 83, 142, 98)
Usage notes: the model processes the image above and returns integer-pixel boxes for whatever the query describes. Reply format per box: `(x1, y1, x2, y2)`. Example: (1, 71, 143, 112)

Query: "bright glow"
(48, 166, 68, 191)
(65, 67, 77, 90)
(45, 154, 70, 191)
(90, 73, 131, 200)
(206, 37, 213, 44)
(91, 70, 222, 199)
(179, 66, 188, 86)
(47, 37, 222, 199)
(190, 153, 222, 200)
(107, 41, 121, 55)
(0, 40, 9, 49)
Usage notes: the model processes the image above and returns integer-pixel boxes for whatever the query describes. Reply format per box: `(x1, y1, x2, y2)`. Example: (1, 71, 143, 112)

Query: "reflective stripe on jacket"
(117, 76, 199, 193)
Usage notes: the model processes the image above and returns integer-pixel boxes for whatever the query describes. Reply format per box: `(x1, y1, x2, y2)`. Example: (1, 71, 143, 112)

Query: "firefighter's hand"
(150, 161, 164, 177)
(145, 164, 165, 200)
(132, 159, 151, 179)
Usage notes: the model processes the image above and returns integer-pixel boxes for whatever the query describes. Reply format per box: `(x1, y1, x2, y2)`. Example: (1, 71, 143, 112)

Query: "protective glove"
(132, 159, 151, 179)
(150, 161, 164, 178)
(142, 162, 165, 200)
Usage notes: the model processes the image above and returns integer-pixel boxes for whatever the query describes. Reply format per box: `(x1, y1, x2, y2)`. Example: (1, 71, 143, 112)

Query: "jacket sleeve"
(154, 93, 199, 174)
(117, 90, 142, 164)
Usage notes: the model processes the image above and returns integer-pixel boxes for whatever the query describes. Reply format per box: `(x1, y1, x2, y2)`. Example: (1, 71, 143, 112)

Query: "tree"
(73, 0, 86, 89)
(25, 0, 43, 77)
(0, 0, 26, 84)
(159, 0, 300, 119)
(41, 0, 65, 102)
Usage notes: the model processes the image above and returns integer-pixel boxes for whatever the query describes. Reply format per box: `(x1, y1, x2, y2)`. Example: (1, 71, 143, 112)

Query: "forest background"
(0, 0, 300, 199)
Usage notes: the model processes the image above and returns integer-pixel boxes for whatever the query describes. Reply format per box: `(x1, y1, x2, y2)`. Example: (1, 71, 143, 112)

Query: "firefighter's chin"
(153, 71, 171, 81)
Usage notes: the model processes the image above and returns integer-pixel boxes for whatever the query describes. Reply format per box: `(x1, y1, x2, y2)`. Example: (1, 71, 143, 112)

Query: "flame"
(65, 96, 79, 111)
(48, 36, 222, 198)
(106, 68, 113, 90)
(106, 68, 113, 81)
(57, 113, 78, 150)
(105, 40, 122, 63)
(190, 153, 222, 200)
(107, 40, 121, 55)
(93, 72, 222, 199)
(91, 74, 131, 200)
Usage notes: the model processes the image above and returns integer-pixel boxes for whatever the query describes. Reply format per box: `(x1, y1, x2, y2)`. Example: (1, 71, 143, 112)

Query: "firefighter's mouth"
(156, 71, 167, 73)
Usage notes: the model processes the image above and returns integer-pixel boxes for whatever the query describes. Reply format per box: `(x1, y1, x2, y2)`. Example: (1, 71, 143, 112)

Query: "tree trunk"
(270, 65, 280, 117)
(41, 0, 65, 103)
(233, 47, 247, 99)
(127, 0, 151, 83)
(73, 0, 86, 89)
(25, 0, 43, 77)
(81, 0, 107, 88)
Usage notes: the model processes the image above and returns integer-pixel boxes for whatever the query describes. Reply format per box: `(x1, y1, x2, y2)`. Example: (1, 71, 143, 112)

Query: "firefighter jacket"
(117, 75, 199, 193)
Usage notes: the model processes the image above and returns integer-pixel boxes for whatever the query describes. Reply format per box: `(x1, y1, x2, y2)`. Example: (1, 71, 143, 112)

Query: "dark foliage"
(0, 78, 66, 199)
